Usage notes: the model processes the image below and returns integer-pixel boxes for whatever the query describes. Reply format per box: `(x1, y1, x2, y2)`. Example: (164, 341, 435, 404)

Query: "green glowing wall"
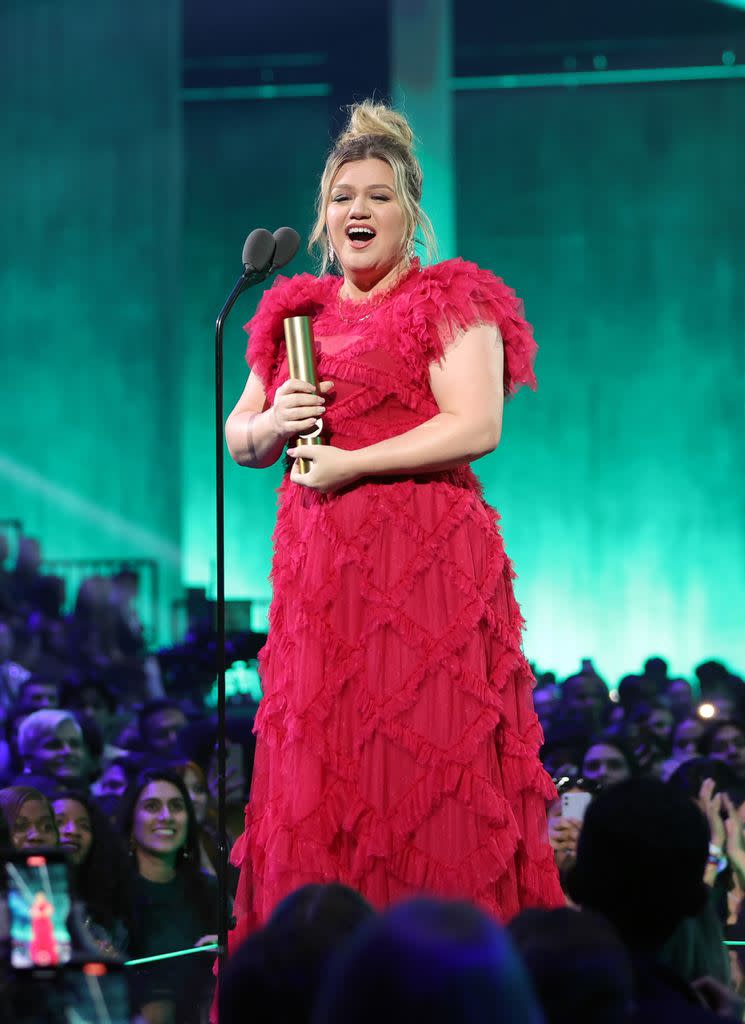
(0, 1, 182, 636)
(456, 81, 745, 682)
(182, 97, 330, 616)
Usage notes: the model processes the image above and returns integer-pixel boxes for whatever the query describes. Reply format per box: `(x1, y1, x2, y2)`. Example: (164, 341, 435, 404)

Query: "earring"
(181, 847, 191, 862)
(328, 243, 335, 264)
(128, 837, 136, 857)
(407, 239, 416, 260)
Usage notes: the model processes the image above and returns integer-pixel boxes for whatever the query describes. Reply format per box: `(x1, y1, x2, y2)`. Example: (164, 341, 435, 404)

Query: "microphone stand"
(213, 227, 297, 980)
(214, 266, 267, 977)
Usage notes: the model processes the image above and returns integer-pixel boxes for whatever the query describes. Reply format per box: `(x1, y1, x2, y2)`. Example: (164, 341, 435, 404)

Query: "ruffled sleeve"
(402, 258, 538, 397)
(243, 273, 329, 391)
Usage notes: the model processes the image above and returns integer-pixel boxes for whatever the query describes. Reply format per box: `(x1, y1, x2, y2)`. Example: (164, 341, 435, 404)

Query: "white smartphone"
(561, 790, 592, 822)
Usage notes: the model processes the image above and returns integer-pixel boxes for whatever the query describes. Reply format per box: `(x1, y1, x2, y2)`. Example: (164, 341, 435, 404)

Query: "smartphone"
(561, 790, 592, 822)
(5, 849, 72, 969)
(64, 962, 130, 1024)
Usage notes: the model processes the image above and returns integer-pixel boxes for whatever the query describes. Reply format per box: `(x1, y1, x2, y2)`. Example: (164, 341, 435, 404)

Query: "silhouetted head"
(509, 907, 633, 1024)
(567, 779, 709, 951)
(220, 883, 374, 1024)
(313, 897, 544, 1024)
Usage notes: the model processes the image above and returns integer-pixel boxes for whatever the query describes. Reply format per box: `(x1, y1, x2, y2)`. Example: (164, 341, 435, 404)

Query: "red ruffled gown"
(228, 258, 563, 952)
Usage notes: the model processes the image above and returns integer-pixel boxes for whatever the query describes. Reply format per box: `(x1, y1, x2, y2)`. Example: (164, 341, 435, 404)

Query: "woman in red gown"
(225, 101, 563, 952)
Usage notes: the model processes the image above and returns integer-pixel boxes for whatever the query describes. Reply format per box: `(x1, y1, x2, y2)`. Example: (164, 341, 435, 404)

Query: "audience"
(509, 906, 634, 1024)
(120, 768, 218, 1024)
(0, 784, 58, 849)
(312, 897, 544, 1024)
(567, 778, 743, 1022)
(2, 531, 745, 1023)
(14, 708, 85, 789)
(220, 883, 374, 1024)
(50, 788, 131, 952)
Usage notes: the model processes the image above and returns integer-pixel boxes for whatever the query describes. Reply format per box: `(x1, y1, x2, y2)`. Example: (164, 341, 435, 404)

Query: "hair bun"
(338, 100, 414, 152)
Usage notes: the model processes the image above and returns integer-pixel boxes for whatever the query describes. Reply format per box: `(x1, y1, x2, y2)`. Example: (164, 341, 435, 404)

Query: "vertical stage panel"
(0, 1, 182, 638)
(456, 80, 745, 681)
(391, 0, 456, 260)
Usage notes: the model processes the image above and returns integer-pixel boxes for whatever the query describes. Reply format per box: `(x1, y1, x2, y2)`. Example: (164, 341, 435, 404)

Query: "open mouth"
(345, 225, 376, 248)
(152, 827, 177, 837)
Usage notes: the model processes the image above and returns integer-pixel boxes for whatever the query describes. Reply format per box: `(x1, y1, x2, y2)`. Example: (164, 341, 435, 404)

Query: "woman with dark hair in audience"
(50, 788, 130, 953)
(0, 785, 58, 849)
(120, 768, 218, 1024)
(171, 759, 222, 878)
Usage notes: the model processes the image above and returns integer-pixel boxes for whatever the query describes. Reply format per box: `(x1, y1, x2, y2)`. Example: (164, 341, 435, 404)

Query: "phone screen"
(6, 852, 72, 969)
(64, 963, 130, 1024)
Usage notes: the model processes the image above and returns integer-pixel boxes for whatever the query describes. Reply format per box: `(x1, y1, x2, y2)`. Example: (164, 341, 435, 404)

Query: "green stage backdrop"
(2, 6, 743, 682)
(0, 0, 183, 636)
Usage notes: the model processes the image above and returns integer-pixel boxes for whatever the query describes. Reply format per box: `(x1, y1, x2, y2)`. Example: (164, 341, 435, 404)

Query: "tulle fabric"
(228, 258, 562, 956)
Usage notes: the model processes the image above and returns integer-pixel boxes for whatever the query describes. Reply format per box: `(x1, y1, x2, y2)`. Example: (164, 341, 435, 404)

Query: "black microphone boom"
(213, 227, 299, 978)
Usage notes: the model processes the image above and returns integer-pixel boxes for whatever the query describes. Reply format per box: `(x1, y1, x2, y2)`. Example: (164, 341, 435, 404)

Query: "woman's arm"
(225, 372, 331, 469)
(289, 324, 504, 491)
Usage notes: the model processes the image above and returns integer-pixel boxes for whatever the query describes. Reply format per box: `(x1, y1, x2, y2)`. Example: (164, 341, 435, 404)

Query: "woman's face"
(12, 798, 58, 851)
(326, 158, 407, 286)
(582, 743, 631, 789)
(183, 767, 208, 826)
(53, 797, 93, 866)
(132, 781, 188, 860)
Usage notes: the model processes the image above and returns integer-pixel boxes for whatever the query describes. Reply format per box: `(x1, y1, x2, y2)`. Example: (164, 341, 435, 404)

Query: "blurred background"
(1, 0, 744, 685)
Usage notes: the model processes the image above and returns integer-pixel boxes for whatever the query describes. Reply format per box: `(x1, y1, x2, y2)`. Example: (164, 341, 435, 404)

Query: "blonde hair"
(309, 100, 438, 274)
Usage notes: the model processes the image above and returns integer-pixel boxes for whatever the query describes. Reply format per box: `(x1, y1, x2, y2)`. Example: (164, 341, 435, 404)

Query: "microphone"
(271, 227, 301, 271)
(242, 228, 276, 278)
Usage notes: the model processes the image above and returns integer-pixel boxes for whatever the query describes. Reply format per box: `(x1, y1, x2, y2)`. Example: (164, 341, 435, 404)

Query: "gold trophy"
(283, 315, 325, 474)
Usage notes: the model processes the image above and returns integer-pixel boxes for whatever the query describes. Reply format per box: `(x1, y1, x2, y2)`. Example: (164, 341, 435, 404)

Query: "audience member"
(14, 709, 85, 789)
(558, 667, 610, 733)
(667, 677, 696, 721)
(120, 768, 218, 1024)
(700, 720, 745, 780)
(313, 897, 544, 1024)
(51, 789, 130, 953)
(138, 698, 188, 756)
(172, 759, 219, 876)
(220, 883, 374, 1024)
(15, 674, 59, 714)
(580, 736, 637, 789)
(0, 784, 58, 849)
(0, 619, 30, 707)
(567, 778, 742, 1022)
(176, 716, 256, 841)
(660, 716, 705, 780)
(509, 906, 634, 1024)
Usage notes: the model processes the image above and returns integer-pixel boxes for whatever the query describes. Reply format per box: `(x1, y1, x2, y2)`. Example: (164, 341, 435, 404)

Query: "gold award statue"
(283, 315, 326, 474)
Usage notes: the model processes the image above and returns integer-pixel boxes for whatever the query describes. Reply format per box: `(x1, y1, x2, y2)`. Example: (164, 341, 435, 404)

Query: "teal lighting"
(125, 944, 218, 967)
(453, 64, 745, 91)
(0, 453, 181, 566)
(183, 83, 330, 102)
